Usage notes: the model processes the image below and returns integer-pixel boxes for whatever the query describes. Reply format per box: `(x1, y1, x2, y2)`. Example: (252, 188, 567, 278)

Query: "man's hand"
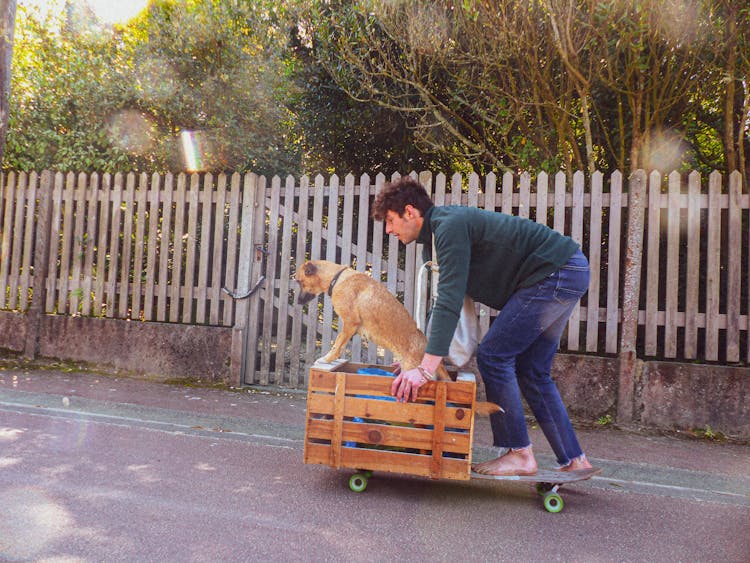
(391, 367, 430, 403)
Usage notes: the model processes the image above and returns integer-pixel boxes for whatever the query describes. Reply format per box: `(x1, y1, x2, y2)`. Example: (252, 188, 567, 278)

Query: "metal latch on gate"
(222, 244, 267, 300)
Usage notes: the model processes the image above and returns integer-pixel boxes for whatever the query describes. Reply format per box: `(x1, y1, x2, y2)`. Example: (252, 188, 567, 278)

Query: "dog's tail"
(475, 400, 503, 416)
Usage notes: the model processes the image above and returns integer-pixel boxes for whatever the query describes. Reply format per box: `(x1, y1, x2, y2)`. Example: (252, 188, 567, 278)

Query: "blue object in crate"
(355, 368, 396, 402)
(344, 367, 396, 447)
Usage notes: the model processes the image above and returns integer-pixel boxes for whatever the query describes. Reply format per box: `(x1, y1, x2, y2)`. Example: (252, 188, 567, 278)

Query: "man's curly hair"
(371, 177, 434, 221)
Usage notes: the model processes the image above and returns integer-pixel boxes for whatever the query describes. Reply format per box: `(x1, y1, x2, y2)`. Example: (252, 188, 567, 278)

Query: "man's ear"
(404, 204, 421, 219)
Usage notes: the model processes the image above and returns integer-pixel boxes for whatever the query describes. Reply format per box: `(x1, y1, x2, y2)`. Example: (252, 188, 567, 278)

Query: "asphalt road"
(0, 370, 748, 562)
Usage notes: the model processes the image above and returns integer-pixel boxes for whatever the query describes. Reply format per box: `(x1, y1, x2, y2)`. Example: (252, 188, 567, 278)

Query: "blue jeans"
(476, 249, 590, 466)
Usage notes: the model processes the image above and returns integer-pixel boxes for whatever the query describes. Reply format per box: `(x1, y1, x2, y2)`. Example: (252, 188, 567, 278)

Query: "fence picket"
(157, 174, 174, 322)
(8, 173, 26, 310)
(209, 173, 227, 325)
(684, 172, 701, 359)
(605, 171, 623, 353)
(196, 173, 213, 324)
(290, 174, 310, 384)
(664, 172, 681, 358)
(726, 171, 742, 362)
(144, 173, 161, 321)
(19, 173, 38, 312)
(169, 174, 187, 323)
(586, 172, 603, 352)
(705, 172, 722, 361)
(275, 175, 296, 385)
(222, 173, 241, 327)
(81, 173, 99, 316)
(567, 172, 584, 350)
(94, 174, 111, 317)
(132, 173, 149, 320)
(59, 173, 76, 314)
(645, 171, 661, 356)
(182, 174, 200, 323)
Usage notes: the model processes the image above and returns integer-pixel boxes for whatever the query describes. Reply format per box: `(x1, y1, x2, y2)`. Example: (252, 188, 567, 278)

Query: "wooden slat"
(181, 173, 200, 323)
(605, 171, 622, 353)
(664, 172, 681, 358)
(479, 173, 497, 338)
(352, 174, 371, 360)
(308, 370, 476, 408)
(106, 174, 123, 318)
(684, 172, 701, 359)
(169, 174, 186, 323)
(80, 173, 99, 316)
(518, 172, 531, 218)
(0, 172, 11, 308)
(705, 171, 721, 361)
(321, 175, 339, 360)
(331, 372, 347, 468)
(304, 442, 469, 481)
(368, 175, 386, 364)
(196, 173, 214, 324)
(450, 172, 462, 205)
(501, 171, 513, 215)
(221, 173, 241, 327)
(430, 382, 448, 478)
(305, 175, 326, 363)
(157, 174, 174, 322)
(241, 174, 265, 384)
(274, 175, 296, 385)
(132, 172, 149, 320)
(567, 171, 585, 350)
(644, 171, 661, 356)
(118, 173, 135, 318)
(19, 173, 38, 311)
(553, 172, 566, 235)
(726, 171, 742, 362)
(305, 419, 471, 453)
(143, 173, 161, 322)
(259, 176, 281, 383)
(58, 172, 76, 314)
(93, 174, 111, 317)
(290, 175, 310, 383)
(209, 174, 227, 325)
(8, 173, 26, 310)
(586, 172, 603, 352)
(535, 172, 549, 225)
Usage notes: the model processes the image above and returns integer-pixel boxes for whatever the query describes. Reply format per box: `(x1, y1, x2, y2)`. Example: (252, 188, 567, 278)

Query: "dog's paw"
(314, 356, 338, 366)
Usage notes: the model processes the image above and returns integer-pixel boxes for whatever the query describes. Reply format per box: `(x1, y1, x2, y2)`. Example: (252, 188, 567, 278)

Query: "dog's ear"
(304, 262, 317, 277)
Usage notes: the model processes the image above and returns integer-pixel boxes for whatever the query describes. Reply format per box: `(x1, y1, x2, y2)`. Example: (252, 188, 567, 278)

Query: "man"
(371, 177, 592, 476)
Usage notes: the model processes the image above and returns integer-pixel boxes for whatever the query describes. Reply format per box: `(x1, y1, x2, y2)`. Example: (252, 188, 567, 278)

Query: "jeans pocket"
(553, 267, 589, 304)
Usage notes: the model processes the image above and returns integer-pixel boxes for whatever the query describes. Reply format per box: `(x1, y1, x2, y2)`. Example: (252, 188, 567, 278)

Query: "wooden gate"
(237, 170, 623, 387)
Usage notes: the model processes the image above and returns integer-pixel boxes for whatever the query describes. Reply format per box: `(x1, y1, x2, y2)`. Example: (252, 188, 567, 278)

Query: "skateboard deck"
(470, 466, 602, 483)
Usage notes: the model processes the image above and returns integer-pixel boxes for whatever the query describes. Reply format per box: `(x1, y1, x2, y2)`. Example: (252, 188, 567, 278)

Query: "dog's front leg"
(318, 321, 359, 363)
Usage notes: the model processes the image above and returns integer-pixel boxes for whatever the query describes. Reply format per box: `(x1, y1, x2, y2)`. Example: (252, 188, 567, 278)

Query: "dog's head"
(295, 261, 324, 305)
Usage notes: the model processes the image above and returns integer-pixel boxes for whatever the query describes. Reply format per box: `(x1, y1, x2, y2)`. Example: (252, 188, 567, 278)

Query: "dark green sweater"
(417, 205, 580, 356)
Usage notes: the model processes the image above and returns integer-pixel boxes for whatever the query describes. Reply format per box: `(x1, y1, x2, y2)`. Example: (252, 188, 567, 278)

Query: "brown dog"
(295, 260, 501, 415)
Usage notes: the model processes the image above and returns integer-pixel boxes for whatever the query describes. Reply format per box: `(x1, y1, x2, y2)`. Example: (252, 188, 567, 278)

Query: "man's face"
(384, 205, 422, 244)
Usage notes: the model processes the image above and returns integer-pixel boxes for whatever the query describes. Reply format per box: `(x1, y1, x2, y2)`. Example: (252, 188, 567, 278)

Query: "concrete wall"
(1, 312, 232, 382)
(1, 311, 748, 439)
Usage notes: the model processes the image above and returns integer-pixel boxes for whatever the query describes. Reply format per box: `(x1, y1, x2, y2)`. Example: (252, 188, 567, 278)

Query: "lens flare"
(180, 130, 207, 172)
(106, 110, 156, 156)
(643, 129, 688, 174)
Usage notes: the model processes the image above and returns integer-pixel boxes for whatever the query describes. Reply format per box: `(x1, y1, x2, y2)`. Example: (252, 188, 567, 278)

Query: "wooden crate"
(303, 360, 476, 481)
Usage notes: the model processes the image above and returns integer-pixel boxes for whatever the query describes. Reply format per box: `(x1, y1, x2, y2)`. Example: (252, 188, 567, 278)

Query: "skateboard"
(347, 467, 602, 513)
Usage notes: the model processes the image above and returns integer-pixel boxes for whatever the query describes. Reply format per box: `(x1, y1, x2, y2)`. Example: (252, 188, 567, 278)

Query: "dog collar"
(327, 267, 348, 297)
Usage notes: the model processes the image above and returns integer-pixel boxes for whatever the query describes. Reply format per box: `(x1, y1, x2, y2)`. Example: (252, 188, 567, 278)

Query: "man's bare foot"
(472, 447, 538, 476)
(558, 454, 592, 472)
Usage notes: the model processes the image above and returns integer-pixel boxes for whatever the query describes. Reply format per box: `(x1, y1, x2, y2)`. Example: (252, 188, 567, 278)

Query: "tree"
(0, 0, 16, 165)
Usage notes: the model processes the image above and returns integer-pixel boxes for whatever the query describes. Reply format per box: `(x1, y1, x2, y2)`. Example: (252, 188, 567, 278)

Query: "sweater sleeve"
(425, 217, 471, 356)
